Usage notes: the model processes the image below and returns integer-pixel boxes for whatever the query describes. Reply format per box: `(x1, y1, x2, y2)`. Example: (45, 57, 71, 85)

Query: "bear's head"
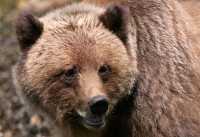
(15, 3, 138, 131)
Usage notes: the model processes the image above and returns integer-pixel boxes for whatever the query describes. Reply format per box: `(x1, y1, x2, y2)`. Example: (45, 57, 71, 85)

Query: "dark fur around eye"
(64, 66, 79, 85)
(98, 65, 111, 82)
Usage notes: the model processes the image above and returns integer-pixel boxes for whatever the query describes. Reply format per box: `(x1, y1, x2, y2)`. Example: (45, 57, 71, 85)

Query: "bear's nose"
(89, 96, 109, 116)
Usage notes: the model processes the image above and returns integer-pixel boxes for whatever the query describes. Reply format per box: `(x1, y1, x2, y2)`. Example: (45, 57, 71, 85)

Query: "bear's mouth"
(76, 109, 106, 130)
(83, 115, 105, 129)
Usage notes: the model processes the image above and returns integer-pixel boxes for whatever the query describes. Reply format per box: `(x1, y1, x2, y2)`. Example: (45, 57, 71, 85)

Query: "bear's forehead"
(23, 28, 129, 88)
(40, 6, 104, 32)
(28, 26, 127, 65)
(23, 7, 130, 87)
(24, 26, 128, 79)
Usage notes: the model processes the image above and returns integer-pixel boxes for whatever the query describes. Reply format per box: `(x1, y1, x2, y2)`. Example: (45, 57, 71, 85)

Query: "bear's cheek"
(103, 79, 125, 103)
(38, 81, 79, 116)
(104, 71, 133, 104)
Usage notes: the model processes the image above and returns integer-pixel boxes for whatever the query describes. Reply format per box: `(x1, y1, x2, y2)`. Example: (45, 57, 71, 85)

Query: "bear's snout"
(89, 96, 109, 116)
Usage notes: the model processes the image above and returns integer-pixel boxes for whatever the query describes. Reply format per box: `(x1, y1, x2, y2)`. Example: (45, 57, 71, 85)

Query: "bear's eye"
(64, 66, 78, 85)
(98, 65, 111, 82)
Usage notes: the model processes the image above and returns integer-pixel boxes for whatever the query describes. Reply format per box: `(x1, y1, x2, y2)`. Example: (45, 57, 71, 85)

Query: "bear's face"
(16, 4, 137, 130)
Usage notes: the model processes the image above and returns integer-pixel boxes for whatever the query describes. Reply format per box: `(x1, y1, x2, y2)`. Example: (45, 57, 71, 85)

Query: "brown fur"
(14, 3, 137, 137)
(14, 0, 200, 137)
(180, 0, 200, 38)
(125, 0, 200, 137)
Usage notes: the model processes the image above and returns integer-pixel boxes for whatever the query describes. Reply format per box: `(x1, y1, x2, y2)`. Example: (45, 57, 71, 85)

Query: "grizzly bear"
(13, 0, 200, 137)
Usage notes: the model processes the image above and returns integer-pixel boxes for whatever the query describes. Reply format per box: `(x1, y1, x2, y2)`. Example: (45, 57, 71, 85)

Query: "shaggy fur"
(14, 3, 137, 137)
(124, 0, 200, 137)
(14, 0, 200, 137)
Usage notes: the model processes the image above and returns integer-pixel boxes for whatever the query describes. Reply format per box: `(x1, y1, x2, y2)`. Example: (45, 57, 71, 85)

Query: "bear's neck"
(102, 93, 135, 137)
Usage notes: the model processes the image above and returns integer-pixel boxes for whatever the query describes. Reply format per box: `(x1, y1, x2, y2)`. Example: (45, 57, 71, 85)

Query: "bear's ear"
(99, 5, 130, 44)
(16, 11, 43, 51)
